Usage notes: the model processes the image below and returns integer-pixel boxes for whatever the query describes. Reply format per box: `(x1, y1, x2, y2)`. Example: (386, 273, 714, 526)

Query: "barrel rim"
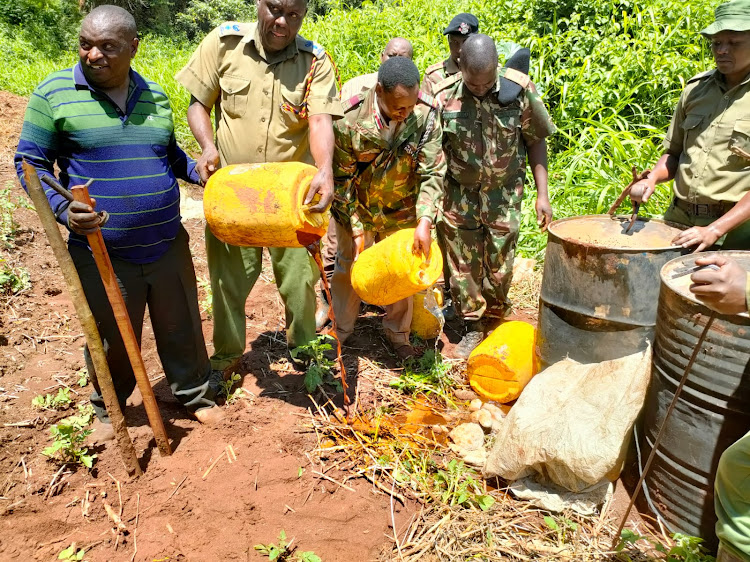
(547, 214, 686, 252)
(660, 250, 750, 317)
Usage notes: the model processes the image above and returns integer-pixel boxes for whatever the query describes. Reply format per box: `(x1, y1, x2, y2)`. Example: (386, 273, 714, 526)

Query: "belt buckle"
(694, 203, 709, 217)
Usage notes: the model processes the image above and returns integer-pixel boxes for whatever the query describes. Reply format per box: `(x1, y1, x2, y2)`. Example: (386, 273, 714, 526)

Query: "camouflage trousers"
(437, 215, 519, 323)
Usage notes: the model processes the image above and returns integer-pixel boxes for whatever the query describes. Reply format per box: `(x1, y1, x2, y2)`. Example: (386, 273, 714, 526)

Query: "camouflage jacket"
(420, 57, 459, 97)
(332, 87, 446, 235)
(433, 67, 555, 228)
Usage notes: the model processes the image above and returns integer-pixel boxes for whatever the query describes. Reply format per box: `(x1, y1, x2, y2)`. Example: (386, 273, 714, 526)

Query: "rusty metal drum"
(538, 215, 686, 366)
(639, 251, 750, 549)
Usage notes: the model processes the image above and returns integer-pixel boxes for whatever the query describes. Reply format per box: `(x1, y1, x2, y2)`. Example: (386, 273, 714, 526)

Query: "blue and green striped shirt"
(15, 63, 199, 264)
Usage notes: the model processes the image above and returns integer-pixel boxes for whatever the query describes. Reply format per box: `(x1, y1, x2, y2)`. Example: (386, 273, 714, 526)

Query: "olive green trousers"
(664, 202, 750, 250)
(205, 227, 319, 370)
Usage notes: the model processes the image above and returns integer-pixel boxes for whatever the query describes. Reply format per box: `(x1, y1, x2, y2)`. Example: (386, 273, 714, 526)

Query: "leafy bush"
(174, 0, 256, 41)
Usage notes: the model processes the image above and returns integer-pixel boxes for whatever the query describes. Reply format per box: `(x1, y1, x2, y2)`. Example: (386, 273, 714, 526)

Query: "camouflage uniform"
(421, 57, 459, 97)
(434, 68, 555, 322)
(331, 86, 446, 343)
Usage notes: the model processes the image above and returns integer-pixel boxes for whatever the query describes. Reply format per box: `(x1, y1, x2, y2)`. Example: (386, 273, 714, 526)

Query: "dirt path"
(0, 90, 412, 561)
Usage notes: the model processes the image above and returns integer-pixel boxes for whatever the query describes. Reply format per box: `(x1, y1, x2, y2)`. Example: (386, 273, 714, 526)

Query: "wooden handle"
(70, 184, 172, 456)
(22, 161, 142, 475)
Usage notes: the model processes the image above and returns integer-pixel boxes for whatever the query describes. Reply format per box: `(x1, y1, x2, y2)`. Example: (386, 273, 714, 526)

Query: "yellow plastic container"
(204, 162, 329, 248)
(411, 288, 444, 339)
(351, 229, 443, 306)
(467, 321, 539, 403)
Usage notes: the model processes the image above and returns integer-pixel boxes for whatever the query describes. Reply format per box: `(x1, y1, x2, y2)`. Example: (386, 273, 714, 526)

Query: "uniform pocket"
(279, 85, 306, 129)
(729, 119, 750, 159)
(219, 75, 251, 118)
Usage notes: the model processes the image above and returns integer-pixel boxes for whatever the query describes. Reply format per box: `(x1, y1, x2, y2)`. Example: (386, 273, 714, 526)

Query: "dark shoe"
(90, 418, 115, 445)
(392, 342, 419, 361)
(208, 368, 226, 393)
(316, 297, 331, 331)
(454, 329, 483, 360)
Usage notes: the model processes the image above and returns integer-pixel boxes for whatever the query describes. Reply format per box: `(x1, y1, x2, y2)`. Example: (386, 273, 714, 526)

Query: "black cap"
(443, 13, 479, 36)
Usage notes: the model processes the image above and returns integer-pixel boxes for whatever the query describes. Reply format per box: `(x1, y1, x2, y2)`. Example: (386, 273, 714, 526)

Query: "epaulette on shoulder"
(417, 91, 437, 109)
(500, 67, 531, 89)
(342, 93, 364, 113)
(432, 72, 462, 94)
(424, 61, 445, 75)
(687, 69, 716, 84)
(218, 21, 251, 38)
(297, 35, 326, 59)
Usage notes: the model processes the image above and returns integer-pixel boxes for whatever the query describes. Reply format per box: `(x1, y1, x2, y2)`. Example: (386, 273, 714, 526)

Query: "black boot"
(454, 321, 484, 359)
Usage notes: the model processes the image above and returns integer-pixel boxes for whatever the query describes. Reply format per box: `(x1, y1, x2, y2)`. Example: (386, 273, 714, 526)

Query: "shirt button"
(261, 117, 266, 122)
(257, 147, 262, 153)
(724, 95, 729, 100)
(263, 90, 269, 96)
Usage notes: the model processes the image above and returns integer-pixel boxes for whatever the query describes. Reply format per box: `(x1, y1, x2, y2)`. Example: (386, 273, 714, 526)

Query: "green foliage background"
(0, 0, 716, 259)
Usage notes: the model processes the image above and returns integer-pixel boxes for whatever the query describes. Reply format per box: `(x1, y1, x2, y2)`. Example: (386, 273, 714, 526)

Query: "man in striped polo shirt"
(15, 5, 224, 440)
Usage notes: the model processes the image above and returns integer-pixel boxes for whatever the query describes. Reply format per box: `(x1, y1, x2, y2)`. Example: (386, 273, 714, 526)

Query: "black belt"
(672, 197, 735, 218)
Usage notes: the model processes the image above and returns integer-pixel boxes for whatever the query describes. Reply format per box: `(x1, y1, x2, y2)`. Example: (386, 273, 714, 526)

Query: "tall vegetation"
(0, 0, 716, 259)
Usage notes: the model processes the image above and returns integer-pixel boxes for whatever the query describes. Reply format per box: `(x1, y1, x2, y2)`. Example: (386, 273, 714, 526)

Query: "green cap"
(701, 0, 750, 36)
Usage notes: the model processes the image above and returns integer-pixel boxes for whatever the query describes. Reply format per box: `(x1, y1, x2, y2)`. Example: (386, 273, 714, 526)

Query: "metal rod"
(69, 183, 172, 456)
(22, 161, 142, 476)
(611, 311, 717, 550)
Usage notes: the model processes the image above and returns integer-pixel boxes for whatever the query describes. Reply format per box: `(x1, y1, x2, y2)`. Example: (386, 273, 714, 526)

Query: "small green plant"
(291, 335, 342, 394)
(0, 185, 32, 249)
(430, 459, 495, 511)
(218, 372, 245, 404)
(58, 543, 86, 561)
(390, 349, 452, 400)
(32, 387, 73, 410)
(616, 529, 716, 562)
(197, 276, 213, 318)
(76, 368, 89, 387)
(0, 259, 31, 295)
(43, 404, 96, 469)
(544, 514, 578, 544)
(254, 530, 321, 562)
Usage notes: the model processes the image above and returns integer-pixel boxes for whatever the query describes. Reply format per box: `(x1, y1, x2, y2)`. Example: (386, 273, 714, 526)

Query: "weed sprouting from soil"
(0, 258, 30, 295)
(57, 543, 86, 561)
(291, 335, 343, 394)
(254, 530, 322, 562)
(390, 349, 453, 402)
(217, 373, 246, 404)
(32, 387, 73, 411)
(42, 404, 96, 469)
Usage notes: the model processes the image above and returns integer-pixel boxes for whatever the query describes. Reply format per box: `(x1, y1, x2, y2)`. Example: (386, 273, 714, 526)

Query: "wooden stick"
(201, 450, 226, 480)
(22, 162, 143, 476)
(69, 182, 171, 457)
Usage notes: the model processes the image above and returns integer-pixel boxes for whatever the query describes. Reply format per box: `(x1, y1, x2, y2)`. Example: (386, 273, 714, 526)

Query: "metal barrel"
(538, 215, 686, 365)
(639, 251, 750, 549)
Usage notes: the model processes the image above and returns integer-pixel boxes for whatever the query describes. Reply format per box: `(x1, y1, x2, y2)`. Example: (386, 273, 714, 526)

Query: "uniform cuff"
(307, 96, 344, 118)
(175, 67, 216, 108)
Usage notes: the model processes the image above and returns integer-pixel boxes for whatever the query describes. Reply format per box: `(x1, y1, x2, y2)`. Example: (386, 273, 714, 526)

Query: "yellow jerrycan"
(350, 229, 443, 306)
(411, 287, 444, 339)
(204, 162, 329, 248)
(467, 321, 539, 403)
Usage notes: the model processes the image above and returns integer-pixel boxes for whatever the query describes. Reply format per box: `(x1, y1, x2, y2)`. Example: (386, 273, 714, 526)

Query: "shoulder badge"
(424, 61, 445, 75)
(341, 93, 364, 113)
(296, 35, 326, 59)
(432, 72, 462, 94)
(218, 21, 251, 38)
(687, 69, 716, 84)
(417, 91, 437, 108)
(500, 67, 531, 89)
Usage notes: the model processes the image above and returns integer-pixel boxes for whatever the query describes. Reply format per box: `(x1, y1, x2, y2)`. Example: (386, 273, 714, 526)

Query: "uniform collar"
(245, 22, 299, 64)
(444, 57, 460, 75)
(457, 75, 500, 100)
(360, 87, 421, 145)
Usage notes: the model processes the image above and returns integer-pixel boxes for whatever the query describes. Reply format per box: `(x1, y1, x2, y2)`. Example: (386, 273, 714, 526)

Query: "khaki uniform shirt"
(433, 68, 555, 228)
(340, 72, 378, 100)
(333, 87, 446, 235)
(664, 69, 750, 204)
(421, 57, 459, 96)
(176, 21, 343, 167)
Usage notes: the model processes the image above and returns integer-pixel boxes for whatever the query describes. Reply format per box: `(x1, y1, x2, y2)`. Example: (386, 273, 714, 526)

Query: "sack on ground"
(484, 347, 651, 493)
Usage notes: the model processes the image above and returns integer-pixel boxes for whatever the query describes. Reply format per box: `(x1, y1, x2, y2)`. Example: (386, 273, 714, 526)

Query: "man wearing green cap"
(630, 0, 750, 252)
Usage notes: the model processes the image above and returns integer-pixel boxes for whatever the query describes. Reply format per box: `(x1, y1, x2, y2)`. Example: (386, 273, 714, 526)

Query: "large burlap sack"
(484, 347, 651, 493)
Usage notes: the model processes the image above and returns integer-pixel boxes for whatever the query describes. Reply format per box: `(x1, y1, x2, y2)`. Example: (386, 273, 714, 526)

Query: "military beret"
(443, 13, 479, 36)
